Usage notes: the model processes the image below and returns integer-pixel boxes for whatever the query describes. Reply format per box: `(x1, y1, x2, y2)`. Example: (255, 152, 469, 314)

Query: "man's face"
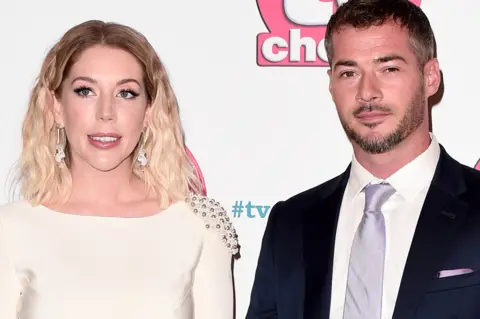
(328, 21, 439, 154)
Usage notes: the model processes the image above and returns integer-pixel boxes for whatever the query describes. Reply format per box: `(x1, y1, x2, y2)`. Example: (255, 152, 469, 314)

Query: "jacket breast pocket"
(426, 269, 480, 293)
(416, 271, 480, 319)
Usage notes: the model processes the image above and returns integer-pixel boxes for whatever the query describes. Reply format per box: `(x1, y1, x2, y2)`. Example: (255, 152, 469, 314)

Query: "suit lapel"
(303, 167, 350, 319)
(392, 147, 469, 318)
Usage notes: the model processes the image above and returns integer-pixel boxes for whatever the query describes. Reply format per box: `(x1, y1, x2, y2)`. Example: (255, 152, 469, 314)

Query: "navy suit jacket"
(245, 146, 480, 319)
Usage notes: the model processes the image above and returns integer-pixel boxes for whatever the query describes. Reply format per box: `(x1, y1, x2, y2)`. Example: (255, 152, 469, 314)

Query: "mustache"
(353, 104, 392, 116)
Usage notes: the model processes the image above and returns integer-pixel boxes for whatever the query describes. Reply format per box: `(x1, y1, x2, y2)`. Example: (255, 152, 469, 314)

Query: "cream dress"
(0, 194, 239, 319)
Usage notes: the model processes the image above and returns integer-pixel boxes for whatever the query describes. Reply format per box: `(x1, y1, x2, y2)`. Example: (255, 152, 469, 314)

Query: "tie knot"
(363, 182, 395, 213)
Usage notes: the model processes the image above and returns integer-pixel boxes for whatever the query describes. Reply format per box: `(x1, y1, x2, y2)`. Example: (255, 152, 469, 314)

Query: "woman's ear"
(49, 90, 65, 127)
(143, 105, 152, 129)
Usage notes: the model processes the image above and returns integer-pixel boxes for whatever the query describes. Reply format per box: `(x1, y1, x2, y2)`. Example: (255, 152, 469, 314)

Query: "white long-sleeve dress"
(0, 194, 239, 319)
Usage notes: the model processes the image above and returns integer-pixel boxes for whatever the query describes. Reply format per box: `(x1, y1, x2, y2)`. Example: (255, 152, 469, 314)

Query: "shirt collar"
(349, 133, 440, 202)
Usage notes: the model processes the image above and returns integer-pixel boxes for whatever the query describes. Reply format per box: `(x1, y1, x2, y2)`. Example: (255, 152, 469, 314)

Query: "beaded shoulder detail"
(186, 193, 239, 256)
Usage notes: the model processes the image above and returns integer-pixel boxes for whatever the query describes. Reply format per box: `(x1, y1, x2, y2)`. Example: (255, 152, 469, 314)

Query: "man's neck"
(353, 132, 432, 179)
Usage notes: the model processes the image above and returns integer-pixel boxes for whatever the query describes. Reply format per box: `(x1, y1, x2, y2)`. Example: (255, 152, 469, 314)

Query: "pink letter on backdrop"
(475, 159, 480, 171)
(256, 0, 422, 67)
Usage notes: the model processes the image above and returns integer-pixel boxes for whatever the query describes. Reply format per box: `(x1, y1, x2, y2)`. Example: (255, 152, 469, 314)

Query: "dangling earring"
(137, 132, 148, 167)
(55, 127, 66, 164)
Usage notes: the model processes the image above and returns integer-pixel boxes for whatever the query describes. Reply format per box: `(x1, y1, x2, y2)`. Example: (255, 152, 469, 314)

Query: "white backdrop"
(0, 0, 478, 317)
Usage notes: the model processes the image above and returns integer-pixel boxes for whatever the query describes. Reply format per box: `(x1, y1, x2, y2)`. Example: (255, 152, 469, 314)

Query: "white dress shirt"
(329, 134, 441, 319)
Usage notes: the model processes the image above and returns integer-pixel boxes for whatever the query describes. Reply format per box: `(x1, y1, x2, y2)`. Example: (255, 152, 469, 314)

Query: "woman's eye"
(73, 87, 93, 97)
(118, 90, 139, 99)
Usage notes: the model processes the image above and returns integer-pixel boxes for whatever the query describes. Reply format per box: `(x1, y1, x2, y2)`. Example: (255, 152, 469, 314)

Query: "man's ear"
(423, 58, 441, 99)
(327, 68, 333, 96)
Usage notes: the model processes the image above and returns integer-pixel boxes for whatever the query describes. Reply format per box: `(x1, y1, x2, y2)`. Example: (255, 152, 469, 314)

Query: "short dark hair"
(324, 0, 436, 67)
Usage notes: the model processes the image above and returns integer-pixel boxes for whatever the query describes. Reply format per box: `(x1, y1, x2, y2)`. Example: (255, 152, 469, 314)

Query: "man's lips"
(355, 111, 391, 120)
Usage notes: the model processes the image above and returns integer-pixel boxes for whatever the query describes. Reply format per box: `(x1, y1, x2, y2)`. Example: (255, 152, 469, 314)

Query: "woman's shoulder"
(183, 193, 239, 256)
(0, 200, 36, 229)
(0, 200, 34, 216)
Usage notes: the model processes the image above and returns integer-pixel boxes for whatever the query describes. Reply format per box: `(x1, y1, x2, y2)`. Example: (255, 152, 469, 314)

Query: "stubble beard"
(340, 85, 426, 154)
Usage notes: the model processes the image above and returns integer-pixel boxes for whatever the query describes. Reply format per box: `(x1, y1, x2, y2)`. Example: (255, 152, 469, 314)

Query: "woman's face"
(54, 45, 150, 172)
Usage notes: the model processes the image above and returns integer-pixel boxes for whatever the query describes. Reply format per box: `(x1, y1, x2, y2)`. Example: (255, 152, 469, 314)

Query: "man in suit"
(245, 0, 480, 318)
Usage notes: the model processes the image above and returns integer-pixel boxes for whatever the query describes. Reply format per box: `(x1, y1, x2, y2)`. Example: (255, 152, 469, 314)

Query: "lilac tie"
(343, 183, 396, 319)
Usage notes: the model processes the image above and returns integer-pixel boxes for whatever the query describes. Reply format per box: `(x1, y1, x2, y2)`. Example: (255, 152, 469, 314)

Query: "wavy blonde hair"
(13, 20, 203, 208)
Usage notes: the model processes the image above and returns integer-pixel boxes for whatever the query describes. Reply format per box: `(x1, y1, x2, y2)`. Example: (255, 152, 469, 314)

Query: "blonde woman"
(0, 20, 239, 319)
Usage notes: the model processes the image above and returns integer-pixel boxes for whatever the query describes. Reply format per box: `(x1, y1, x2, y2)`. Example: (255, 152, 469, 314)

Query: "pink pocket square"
(437, 268, 474, 278)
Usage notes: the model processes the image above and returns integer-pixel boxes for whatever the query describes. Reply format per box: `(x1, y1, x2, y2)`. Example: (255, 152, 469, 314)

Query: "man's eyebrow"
(333, 59, 358, 71)
(373, 55, 407, 64)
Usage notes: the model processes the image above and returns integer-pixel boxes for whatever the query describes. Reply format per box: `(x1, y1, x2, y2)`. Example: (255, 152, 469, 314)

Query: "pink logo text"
(256, 0, 422, 67)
